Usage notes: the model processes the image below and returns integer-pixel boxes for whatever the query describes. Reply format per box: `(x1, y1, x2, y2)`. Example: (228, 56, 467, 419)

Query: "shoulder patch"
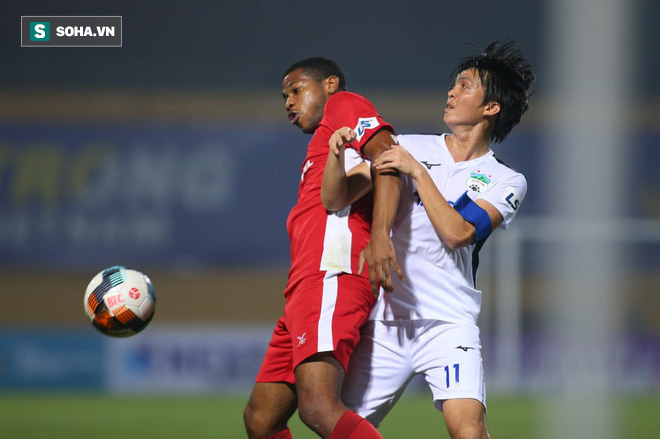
(502, 186, 521, 211)
(353, 117, 380, 142)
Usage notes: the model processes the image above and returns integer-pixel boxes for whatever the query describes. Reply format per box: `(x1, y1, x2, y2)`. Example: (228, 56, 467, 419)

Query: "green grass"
(0, 393, 658, 438)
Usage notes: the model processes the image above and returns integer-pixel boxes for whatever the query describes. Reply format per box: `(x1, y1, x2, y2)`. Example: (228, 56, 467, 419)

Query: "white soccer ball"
(83, 266, 157, 337)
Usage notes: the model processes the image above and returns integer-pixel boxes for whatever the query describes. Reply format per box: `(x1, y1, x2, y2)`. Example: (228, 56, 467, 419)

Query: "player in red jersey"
(243, 58, 401, 439)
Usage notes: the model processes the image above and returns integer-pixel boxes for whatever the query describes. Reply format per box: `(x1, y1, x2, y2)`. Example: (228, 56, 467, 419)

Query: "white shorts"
(342, 320, 486, 427)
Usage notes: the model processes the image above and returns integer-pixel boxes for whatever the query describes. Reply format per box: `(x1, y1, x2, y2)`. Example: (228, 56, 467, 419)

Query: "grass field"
(1, 393, 658, 438)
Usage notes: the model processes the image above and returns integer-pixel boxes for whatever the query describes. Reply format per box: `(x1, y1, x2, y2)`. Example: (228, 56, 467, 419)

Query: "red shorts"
(255, 271, 374, 384)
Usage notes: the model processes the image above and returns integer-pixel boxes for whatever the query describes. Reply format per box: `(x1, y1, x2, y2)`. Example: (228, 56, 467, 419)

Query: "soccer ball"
(83, 266, 157, 337)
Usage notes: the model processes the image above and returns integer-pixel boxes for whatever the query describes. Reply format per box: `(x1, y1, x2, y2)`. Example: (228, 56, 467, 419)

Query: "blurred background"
(1, 0, 658, 437)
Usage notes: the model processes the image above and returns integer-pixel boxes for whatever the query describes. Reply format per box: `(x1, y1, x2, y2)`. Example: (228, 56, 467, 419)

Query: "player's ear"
(483, 101, 501, 117)
(325, 75, 340, 94)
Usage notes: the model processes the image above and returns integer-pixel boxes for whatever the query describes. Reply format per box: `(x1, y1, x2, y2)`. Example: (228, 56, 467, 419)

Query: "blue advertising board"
(1, 327, 656, 393)
(0, 122, 658, 269)
(0, 330, 104, 390)
(0, 122, 309, 268)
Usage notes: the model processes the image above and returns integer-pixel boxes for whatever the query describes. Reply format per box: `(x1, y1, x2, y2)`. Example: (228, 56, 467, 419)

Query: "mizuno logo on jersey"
(297, 332, 307, 347)
(455, 345, 474, 352)
(421, 161, 441, 170)
(353, 117, 380, 142)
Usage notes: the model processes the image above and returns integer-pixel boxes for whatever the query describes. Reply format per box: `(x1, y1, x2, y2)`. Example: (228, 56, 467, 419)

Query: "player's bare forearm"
(361, 128, 404, 294)
(413, 169, 476, 248)
(418, 173, 503, 248)
(321, 128, 372, 211)
(322, 162, 372, 211)
(362, 129, 401, 234)
(370, 170, 400, 236)
(321, 144, 349, 211)
(368, 170, 403, 293)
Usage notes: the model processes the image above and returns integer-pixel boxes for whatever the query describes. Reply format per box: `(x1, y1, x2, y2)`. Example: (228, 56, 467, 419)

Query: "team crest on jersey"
(466, 170, 492, 192)
(353, 117, 380, 142)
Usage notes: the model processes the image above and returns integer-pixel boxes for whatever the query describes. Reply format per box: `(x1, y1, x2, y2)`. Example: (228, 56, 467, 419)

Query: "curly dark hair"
(452, 41, 536, 143)
(283, 57, 347, 91)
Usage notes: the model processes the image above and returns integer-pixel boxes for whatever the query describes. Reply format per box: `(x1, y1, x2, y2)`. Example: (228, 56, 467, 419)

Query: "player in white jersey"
(321, 41, 535, 438)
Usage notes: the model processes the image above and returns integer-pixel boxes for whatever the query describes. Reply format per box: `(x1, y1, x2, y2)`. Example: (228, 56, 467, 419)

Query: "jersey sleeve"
(475, 173, 527, 230)
(321, 92, 394, 157)
(343, 147, 366, 173)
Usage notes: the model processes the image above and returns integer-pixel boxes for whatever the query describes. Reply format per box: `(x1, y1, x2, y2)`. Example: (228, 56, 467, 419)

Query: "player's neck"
(445, 131, 490, 162)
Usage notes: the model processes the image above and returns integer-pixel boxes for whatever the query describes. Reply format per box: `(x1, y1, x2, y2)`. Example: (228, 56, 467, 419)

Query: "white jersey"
(369, 133, 527, 324)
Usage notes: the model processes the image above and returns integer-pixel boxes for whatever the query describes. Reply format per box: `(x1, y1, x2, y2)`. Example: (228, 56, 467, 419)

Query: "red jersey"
(284, 91, 393, 297)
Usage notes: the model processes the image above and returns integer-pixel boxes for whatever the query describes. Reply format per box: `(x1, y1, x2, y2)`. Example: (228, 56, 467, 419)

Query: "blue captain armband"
(452, 191, 492, 242)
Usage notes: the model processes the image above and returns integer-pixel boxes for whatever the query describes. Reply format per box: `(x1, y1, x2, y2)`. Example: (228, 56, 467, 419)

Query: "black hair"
(283, 57, 347, 91)
(452, 41, 536, 143)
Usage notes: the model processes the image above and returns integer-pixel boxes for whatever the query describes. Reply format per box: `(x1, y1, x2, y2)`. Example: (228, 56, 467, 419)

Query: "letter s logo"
(502, 186, 522, 212)
(353, 117, 380, 142)
(505, 193, 519, 211)
(35, 24, 45, 39)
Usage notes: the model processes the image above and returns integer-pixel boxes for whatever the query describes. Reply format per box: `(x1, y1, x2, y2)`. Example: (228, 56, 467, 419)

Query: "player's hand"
(358, 233, 404, 297)
(373, 145, 421, 178)
(329, 127, 357, 156)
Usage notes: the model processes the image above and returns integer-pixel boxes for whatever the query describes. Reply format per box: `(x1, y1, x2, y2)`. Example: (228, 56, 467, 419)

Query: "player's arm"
(374, 145, 503, 249)
(359, 128, 404, 294)
(321, 127, 372, 211)
(321, 125, 403, 295)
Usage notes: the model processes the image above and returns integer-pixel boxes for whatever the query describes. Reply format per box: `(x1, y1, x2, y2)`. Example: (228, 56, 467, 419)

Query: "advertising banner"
(0, 122, 307, 268)
(105, 324, 272, 394)
(0, 330, 104, 390)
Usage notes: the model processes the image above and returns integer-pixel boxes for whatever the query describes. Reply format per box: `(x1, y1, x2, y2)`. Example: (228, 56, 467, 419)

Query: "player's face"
(444, 68, 488, 129)
(282, 68, 329, 134)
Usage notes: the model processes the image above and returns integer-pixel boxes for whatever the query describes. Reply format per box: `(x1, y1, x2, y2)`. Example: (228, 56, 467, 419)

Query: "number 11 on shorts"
(445, 363, 460, 388)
